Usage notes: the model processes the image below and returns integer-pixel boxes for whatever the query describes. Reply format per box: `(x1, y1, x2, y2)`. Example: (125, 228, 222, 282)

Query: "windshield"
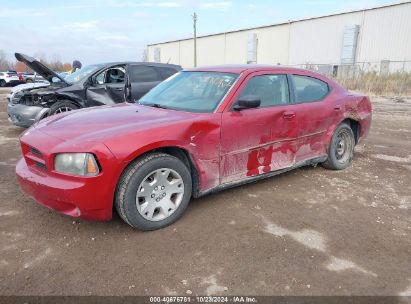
(139, 71, 238, 113)
(64, 64, 102, 84)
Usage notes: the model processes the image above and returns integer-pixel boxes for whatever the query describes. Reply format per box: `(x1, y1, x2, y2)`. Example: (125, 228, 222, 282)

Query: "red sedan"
(16, 65, 372, 230)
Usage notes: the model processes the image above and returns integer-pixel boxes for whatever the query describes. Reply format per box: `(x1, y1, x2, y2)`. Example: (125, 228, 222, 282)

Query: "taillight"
(18, 74, 23, 81)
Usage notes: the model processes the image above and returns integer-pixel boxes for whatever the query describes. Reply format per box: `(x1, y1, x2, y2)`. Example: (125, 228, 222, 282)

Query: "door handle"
(282, 111, 296, 120)
(111, 87, 123, 91)
(334, 105, 342, 111)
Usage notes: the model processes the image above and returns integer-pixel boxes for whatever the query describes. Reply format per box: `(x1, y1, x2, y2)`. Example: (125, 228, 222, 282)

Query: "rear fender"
(324, 95, 372, 146)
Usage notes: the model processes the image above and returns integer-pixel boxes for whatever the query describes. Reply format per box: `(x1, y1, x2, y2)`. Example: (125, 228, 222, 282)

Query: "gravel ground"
(0, 88, 410, 296)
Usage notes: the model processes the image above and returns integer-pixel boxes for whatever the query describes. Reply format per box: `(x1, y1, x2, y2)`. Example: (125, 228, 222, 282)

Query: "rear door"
(288, 74, 333, 162)
(156, 66, 180, 80)
(126, 64, 162, 101)
(220, 72, 298, 184)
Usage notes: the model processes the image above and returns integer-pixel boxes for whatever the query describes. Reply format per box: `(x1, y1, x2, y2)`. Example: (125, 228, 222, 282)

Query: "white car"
(0, 71, 20, 87)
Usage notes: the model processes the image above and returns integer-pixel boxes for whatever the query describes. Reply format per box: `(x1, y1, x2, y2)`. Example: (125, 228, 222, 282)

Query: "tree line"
(0, 50, 72, 72)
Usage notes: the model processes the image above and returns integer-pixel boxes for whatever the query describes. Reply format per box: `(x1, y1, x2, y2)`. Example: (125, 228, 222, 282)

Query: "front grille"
(34, 161, 47, 170)
(23, 144, 47, 171)
(30, 146, 43, 158)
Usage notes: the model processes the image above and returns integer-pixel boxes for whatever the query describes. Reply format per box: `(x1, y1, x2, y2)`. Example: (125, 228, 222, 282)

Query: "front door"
(220, 72, 298, 184)
(86, 66, 126, 106)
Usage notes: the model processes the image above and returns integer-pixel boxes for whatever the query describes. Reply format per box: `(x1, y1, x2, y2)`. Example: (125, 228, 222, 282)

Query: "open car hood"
(15, 53, 68, 85)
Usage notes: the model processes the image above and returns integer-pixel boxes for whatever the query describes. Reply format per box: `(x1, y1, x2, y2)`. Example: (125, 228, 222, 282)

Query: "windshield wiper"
(139, 103, 169, 109)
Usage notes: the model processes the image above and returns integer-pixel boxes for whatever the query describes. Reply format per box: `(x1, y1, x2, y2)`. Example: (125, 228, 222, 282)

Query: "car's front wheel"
(323, 122, 355, 170)
(49, 100, 79, 116)
(115, 153, 192, 231)
(0, 80, 6, 87)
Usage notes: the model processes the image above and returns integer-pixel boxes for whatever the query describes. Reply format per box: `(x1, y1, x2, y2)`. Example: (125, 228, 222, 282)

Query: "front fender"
(54, 92, 85, 107)
(121, 140, 194, 164)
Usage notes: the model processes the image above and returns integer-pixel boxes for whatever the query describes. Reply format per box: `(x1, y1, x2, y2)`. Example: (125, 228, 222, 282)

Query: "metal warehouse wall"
(147, 1, 411, 68)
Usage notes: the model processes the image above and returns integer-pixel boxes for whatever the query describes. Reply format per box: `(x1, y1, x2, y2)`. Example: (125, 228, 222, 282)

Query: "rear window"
(129, 65, 160, 82)
(291, 75, 329, 103)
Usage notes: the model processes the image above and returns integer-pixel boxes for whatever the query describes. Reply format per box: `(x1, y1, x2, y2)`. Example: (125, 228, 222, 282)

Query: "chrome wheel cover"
(136, 168, 184, 221)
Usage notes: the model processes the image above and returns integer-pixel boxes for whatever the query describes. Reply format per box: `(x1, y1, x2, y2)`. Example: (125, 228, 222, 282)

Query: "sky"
(0, 0, 402, 65)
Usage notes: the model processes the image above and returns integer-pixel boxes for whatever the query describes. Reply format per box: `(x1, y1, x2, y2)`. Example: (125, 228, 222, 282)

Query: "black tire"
(25, 79, 33, 83)
(49, 100, 79, 115)
(0, 80, 6, 87)
(115, 153, 192, 231)
(323, 123, 355, 170)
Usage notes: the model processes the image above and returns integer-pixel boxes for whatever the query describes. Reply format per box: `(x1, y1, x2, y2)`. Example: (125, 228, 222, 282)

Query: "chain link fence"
(292, 60, 411, 96)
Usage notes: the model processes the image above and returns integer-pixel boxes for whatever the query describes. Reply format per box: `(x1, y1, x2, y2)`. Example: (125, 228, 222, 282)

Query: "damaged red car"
(16, 65, 372, 230)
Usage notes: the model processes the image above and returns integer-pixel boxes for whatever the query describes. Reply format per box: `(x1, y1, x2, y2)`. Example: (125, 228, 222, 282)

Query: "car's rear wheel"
(0, 80, 6, 87)
(25, 79, 33, 83)
(115, 153, 192, 231)
(49, 100, 79, 115)
(323, 122, 355, 170)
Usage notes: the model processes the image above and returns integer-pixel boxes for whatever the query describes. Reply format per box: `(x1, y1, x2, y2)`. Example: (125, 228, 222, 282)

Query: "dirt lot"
(0, 88, 410, 297)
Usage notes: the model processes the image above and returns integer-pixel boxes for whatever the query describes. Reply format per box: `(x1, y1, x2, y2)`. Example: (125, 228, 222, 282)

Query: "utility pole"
(192, 12, 197, 67)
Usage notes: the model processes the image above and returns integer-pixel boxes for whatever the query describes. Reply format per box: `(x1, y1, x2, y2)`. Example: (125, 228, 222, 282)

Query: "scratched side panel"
(220, 106, 298, 184)
(292, 97, 334, 162)
(323, 93, 372, 145)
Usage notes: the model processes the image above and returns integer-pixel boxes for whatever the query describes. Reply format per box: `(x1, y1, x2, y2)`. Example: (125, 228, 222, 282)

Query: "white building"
(147, 1, 411, 73)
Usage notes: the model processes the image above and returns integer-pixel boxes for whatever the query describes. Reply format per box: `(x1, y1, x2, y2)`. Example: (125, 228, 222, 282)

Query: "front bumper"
(7, 103, 49, 128)
(16, 158, 113, 221)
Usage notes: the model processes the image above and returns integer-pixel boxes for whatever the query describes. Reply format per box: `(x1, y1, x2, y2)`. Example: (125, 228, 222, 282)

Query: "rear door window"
(291, 75, 329, 103)
(156, 67, 178, 79)
(129, 65, 160, 83)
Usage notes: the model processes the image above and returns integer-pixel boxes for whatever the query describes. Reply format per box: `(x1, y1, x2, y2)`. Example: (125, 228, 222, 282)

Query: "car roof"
(98, 62, 182, 69)
(185, 64, 311, 74)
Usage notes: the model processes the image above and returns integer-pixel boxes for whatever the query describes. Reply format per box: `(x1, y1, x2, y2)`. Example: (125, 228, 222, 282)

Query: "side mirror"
(91, 74, 104, 86)
(234, 95, 261, 110)
(88, 76, 96, 86)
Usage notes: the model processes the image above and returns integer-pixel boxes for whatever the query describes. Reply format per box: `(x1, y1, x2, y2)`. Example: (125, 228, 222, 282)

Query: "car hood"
(15, 53, 68, 84)
(11, 82, 50, 94)
(32, 103, 200, 143)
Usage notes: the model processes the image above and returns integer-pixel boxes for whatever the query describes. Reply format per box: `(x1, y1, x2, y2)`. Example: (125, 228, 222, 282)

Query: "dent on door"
(86, 67, 126, 106)
(87, 88, 117, 105)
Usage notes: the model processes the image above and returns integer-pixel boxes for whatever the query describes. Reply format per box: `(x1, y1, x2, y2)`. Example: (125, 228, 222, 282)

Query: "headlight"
(54, 153, 99, 176)
(11, 92, 22, 104)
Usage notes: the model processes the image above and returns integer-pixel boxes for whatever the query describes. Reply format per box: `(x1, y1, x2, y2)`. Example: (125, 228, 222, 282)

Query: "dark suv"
(7, 53, 181, 128)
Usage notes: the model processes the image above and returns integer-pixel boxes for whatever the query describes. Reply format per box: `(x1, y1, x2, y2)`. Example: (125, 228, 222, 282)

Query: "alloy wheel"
(54, 107, 73, 114)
